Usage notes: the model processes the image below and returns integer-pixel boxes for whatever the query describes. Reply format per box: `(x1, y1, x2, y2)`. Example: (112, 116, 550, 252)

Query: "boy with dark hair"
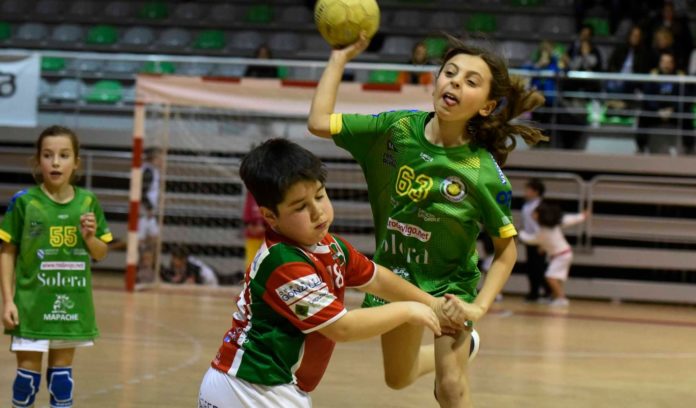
(198, 139, 464, 408)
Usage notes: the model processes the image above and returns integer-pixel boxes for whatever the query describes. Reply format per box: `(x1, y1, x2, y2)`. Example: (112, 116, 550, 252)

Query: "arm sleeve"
(518, 230, 539, 245)
(478, 157, 517, 239)
(331, 110, 411, 165)
(0, 191, 26, 244)
(262, 262, 347, 334)
(334, 235, 377, 288)
(91, 195, 113, 243)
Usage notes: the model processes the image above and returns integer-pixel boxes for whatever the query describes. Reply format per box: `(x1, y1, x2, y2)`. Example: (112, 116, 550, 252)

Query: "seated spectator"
(245, 44, 278, 78)
(646, 0, 692, 72)
(650, 27, 679, 71)
(161, 246, 219, 286)
(398, 41, 433, 85)
(607, 25, 652, 94)
(562, 24, 603, 92)
(637, 52, 687, 154)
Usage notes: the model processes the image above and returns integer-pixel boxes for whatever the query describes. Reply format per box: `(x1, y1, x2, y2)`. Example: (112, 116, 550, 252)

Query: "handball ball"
(314, 0, 380, 48)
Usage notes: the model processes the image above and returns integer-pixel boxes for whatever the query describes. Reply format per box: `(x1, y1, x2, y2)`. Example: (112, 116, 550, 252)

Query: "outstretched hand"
(431, 297, 465, 334)
(407, 302, 442, 336)
(331, 32, 370, 64)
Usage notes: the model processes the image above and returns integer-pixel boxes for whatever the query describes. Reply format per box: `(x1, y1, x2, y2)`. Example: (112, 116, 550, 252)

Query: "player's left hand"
(443, 294, 485, 324)
(80, 212, 96, 239)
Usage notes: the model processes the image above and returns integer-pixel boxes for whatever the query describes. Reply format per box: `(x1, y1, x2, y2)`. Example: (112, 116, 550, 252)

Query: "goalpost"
(126, 72, 432, 291)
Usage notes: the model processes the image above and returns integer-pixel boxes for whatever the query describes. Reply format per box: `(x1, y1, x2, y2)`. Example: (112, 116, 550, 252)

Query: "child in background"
(308, 33, 546, 406)
(1, 125, 111, 408)
(518, 201, 588, 307)
(521, 178, 550, 302)
(198, 139, 464, 408)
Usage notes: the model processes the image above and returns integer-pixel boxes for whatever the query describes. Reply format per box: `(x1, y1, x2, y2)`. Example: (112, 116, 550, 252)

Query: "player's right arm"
(0, 242, 19, 329)
(318, 301, 441, 342)
(307, 33, 370, 138)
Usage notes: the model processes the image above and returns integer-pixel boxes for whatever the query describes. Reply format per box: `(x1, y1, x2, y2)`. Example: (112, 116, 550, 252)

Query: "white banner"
(0, 53, 40, 127)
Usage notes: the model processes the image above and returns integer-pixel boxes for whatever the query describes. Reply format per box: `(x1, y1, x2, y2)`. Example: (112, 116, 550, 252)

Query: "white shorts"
(11, 336, 94, 352)
(545, 252, 573, 281)
(198, 367, 311, 408)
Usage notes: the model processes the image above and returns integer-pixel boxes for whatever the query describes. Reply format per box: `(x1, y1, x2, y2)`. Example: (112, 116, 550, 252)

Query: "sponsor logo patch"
(40, 261, 86, 271)
(440, 176, 466, 202)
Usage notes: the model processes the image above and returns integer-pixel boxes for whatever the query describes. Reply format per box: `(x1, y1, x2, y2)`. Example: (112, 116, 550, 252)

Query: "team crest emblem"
(440, 176, 466, 202)
(37, 249, 45, 259)
(329, 242, 346, 266)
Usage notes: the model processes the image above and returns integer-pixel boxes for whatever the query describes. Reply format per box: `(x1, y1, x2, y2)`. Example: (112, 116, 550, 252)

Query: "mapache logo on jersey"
(44, 294, 79, 321)
(387, 218, 431, 242)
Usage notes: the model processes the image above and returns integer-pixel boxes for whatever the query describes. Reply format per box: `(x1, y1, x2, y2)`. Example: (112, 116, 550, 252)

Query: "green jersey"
(0, 186, 112, 339)
(332, 110, 517, 302)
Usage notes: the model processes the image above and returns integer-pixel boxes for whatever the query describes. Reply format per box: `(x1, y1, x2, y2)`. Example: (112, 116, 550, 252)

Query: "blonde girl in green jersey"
(1, 126, 111, 408)
(308, 35, 546, 407)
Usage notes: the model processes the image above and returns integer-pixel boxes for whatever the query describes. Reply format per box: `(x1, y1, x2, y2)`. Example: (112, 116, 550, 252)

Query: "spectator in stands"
(637, 51, 686, 154)
(649, 27, 679, 71)
(244, 44, 279, 78)
(563, 24, 603, 74)
(161, 246, 219, 286)
(646, 0, 692, 72)
(399, 41, 433, 85)
(520, 178, 550, 303)
(607, 25, 652, 94)
(518, 201, 588, 308)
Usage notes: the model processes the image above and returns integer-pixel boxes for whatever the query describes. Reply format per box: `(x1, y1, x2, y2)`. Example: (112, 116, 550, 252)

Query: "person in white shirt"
(518, 201, 588, 307)
(520, 179, 550, 302)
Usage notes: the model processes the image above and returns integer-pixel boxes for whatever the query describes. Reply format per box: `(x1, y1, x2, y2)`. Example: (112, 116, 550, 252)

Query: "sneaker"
(469, 329, 480, 362)
(549, 297, 569, 307)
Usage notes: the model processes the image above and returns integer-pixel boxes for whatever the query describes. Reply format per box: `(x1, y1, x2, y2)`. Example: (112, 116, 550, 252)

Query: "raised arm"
(307, 34, 370, 138)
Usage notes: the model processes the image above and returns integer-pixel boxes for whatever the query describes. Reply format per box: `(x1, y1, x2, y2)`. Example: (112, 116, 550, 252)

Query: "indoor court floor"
(1, 274, 695, 408)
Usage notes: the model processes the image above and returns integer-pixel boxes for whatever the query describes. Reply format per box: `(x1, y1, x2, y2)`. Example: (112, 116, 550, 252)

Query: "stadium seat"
(139, 1, 168, 20)
(302, 34, 332, 55)
(16, 23, 49, 42)
(207, 4, 238, 23)
(509, 0, 542, 6)
(245, 5, 273, 23)
(68, 59, 104, 74)
(194, 30, 226, 50)
(381, 36, 415, 57)
(69, 1, 95, 17)
(41, 57, 66, 72)
(423, 37, 448, 60)
(1, 0, 29, 15)
(268, 32, 302, 53)
(501, 40, 535, 66)
(86, 25, 118, 46)
(85, 80, 123, 104)
(279, 6, 312, 24)
(39, 78, 52, 100)
(584, 17, 610, 36)
(157, 28, 191, 48)
(121, 26, 155, 47)
(48, 78, 86, 102)
(104, 60, 141, 75)
(229, 31, 265, 52)
(104, 1, 133, 18)
(141, 61, 176, 74)
(210, 64, 246, 78)
(368, 70, 400, 84)
(501, 15, 535, 34)
(427, 12, 463, 32)
(390, 10, 421, 28)
(288, 67, 321, 81)
(35, 0, 62, 16)
(0, 22, 10, 41)
(121, 84, 136, 104)
(177, 63, 215, 76)
(540, 16, 575, 35)
(174, 2, 203, 21)
(466, 13, 497, 33)
(51, 24, 83, 43)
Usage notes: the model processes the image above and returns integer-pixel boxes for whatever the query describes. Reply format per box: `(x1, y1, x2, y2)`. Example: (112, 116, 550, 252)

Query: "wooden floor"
(2, 274, 696, 408)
